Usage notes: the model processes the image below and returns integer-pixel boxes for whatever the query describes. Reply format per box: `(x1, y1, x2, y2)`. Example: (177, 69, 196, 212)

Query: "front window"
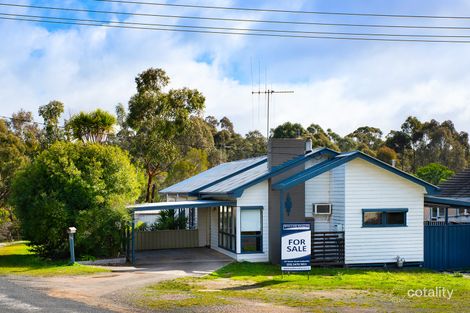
(363, 209, 408, 227)
(240, 207, 263, 253)
(218, 206, 236, 252)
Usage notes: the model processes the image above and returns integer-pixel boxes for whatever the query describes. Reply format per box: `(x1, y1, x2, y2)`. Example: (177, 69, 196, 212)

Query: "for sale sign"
(281, 223, 311, 272)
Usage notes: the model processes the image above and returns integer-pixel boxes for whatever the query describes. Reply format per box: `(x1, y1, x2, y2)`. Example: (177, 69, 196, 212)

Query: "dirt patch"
(158, 294, 193, 301)
(305, 289, 369, 300)
(193, 278, 254, 290)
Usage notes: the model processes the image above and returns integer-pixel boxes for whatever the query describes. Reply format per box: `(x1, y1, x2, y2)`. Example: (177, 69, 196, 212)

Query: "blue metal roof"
(424, 195, 470, 208)
(128, 200, 236, 212)
(200, 147, 339, 197)
(160, 147, 338, 198)
(200, 162, 268, 194)
(159, 156, 267, 195)
(272, 150, 440, 194)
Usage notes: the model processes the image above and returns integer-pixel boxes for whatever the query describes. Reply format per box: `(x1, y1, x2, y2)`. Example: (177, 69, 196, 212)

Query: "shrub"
(10, 142, 140, 259)
(416, 163, 454, 185)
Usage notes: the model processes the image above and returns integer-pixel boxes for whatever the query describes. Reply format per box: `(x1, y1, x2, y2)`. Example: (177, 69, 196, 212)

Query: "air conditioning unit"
(313, 203, 332, 215)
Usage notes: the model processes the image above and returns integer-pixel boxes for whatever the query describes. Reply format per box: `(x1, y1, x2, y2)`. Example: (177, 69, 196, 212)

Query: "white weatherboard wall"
(304, 156, 345, 232)
(197, 208, 210, 247)
(305, 171, 331, 231)
(330, 165, 346, 231)
(236, 181, 269, 262)
(344, 159, 425, 264)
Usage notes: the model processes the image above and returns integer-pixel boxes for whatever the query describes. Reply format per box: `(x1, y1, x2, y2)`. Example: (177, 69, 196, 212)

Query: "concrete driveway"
(11, 248, 233, 312)
(135, 247, 232, 272)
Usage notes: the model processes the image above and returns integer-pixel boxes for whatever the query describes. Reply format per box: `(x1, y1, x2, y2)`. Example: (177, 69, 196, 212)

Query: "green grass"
(0, 242, 110, 276)
(138, 262, 470, 312)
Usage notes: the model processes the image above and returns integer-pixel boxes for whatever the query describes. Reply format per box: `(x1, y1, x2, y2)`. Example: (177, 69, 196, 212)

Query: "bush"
(154, 209, 188, 230)
(416, 163, 454, 185)
(10, 142, 140, 259)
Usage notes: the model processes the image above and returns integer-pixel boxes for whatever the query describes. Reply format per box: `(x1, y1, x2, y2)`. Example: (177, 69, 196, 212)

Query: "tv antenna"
(252, 89, 294, 138)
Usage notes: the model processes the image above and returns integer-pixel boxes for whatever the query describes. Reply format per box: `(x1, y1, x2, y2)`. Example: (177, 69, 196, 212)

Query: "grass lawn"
(0, 242, 110, 276)
(138, 262, 470, 312)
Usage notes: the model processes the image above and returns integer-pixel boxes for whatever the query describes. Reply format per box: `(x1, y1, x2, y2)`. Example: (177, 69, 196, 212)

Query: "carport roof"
(424, 195, 470, 208)
(127, 200, 236, 212)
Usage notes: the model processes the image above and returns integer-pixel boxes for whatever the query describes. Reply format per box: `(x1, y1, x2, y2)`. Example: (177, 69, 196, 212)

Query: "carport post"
(131, 211, 135, 265)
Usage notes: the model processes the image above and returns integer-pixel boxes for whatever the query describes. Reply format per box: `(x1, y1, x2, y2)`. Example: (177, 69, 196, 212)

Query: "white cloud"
(1, 1, 470, 139)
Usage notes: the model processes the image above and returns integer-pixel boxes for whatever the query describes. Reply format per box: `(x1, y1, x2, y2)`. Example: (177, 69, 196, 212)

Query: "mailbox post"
(67, 227, 77, 264)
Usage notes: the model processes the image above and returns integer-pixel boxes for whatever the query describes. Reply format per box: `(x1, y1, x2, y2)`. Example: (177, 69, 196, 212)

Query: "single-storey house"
(135, 138, 462, 267)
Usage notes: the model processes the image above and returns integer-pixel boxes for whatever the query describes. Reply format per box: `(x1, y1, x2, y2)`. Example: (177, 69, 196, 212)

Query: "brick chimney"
(268, 138, 308, 169)
(268, 138, 307, 264)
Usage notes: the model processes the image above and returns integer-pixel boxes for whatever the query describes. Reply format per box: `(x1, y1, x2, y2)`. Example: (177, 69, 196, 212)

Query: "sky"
(2, 0, 470, 136)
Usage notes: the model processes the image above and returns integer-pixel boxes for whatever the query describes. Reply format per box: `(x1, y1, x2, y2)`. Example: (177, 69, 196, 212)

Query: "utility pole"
(252, 89, 294, 138)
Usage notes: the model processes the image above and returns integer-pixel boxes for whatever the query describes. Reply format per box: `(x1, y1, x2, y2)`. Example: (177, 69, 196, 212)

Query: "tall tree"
(414, 119, 469, 172)
(384, 130, 411, 169)
(38, 100, 64, 146)
(219, 116, 235, 134)
(122, 68, 205, 202)
(244, 130, 267, 156)
(327, 128, 357, 152)
(10, 110, 41, 157)
(347, 126, 383, 153)
(306, 124, 338, 150)
(400, 116, 423, 171)
(272, 122, 306, 138)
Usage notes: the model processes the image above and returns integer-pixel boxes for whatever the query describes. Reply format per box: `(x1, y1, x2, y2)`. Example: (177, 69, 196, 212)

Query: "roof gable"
(272, 151, 439, 194)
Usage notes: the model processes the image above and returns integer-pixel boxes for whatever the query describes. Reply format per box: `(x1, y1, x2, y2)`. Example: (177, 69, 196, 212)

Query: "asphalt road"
(0, 277, 114, 313)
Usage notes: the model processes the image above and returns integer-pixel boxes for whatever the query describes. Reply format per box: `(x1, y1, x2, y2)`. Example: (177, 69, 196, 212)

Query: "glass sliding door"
(218, 206, 236, 252)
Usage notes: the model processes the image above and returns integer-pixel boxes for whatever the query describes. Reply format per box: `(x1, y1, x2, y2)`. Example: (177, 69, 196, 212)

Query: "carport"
(127, 200, 235, 265)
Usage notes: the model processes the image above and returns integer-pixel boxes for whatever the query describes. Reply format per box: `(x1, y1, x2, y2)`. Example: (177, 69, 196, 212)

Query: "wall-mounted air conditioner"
(313, 203, 332, 215)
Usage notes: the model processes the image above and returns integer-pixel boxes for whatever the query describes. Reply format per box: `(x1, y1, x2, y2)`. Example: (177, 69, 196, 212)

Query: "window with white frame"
(240, 207, 263, 253)
(431, 207, 444, 219)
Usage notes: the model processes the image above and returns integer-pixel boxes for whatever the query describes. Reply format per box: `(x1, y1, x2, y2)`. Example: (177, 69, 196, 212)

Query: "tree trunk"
(145, 173, 153, 203)
(151, 184, 156, 202)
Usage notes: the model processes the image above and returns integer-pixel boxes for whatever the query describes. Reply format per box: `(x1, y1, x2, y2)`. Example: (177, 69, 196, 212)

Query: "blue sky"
(2, 0, 470, 136)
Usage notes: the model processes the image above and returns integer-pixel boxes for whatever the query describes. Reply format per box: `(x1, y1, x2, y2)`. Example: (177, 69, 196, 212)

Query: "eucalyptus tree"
(38, 100, 64, 146)
(122, 68, 205, 202)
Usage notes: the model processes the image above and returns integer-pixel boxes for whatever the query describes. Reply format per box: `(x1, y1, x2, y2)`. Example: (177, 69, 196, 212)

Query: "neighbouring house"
(128, 138, 470, 268)
(424, 168, 470, 223)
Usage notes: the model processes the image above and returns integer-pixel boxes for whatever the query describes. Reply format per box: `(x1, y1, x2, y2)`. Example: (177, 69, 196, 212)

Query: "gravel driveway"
(9, 248, 232, 312)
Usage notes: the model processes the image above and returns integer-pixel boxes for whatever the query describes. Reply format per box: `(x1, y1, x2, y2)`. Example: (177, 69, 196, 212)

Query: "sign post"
(281, 223, 311, 274)
(67, 227, 77, 264)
